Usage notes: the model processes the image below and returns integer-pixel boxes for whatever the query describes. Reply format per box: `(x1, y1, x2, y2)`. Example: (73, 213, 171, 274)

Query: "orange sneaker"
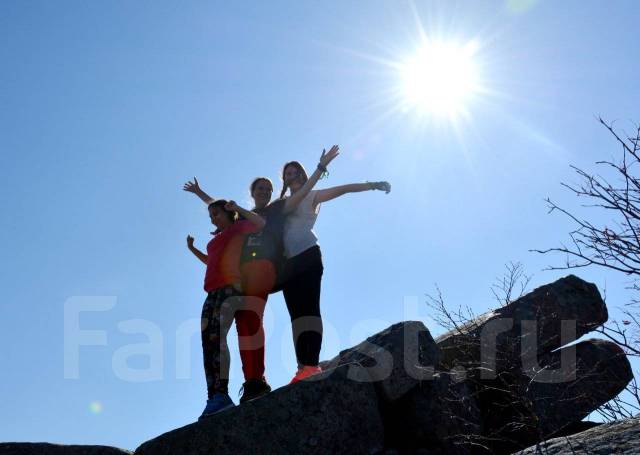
(289, 365, 322, 384)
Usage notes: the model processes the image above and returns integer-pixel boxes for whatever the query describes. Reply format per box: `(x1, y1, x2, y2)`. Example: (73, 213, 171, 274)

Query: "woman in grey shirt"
(280, 161, 390, 383)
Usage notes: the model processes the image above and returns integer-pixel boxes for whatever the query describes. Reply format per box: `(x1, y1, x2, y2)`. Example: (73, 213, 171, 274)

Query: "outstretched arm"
(187, 235, 208, 265)
(225, 201, 266, 230)
(283, 145, 340, 214)
(314, 181, 391, 205)
(183, 177, 215, 205)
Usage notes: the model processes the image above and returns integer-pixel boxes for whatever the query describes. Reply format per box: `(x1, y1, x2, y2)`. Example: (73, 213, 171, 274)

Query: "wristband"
(317, 163, 329, 179)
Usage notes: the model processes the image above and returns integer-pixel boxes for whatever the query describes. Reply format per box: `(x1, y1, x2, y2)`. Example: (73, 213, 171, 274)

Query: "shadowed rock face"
(526, 339, 632, 437)
(134, 364, 385, 455)
(515, 416, 640, 455)
(473, 338, 632, 453)
(0, 444, 132, 455)
(382, 372, 483, 454)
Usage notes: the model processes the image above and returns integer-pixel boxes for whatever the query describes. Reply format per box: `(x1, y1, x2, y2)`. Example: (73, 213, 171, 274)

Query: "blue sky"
(1, 0, 639, 450)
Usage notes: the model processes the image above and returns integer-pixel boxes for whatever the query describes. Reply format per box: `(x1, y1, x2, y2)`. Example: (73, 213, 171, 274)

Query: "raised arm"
(225, 201, 266, 230)
(282, 145, 340, 214)
(187, 235, 208, 265)
(314, 181, 391, 205)
(183, 177, 215, 205)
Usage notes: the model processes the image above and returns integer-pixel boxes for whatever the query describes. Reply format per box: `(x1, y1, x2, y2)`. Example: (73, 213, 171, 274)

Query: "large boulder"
(525, 339, 632, 437)
(516, 415, 640, 454)
(134, 364, 385, 455)
(436, 275, 607, 373)
(0, 444, 131, 455)
(432, 275, 632, 454)
(321, 321, 440, 401)
(476, 338, 632, 453)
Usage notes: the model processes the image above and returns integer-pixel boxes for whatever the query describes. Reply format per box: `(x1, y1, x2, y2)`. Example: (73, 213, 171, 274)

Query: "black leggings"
(282, 245, 324, 367)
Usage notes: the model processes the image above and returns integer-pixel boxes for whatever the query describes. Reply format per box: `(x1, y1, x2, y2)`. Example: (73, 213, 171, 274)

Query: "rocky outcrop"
(3, 275, 634, 455)
(132, 276, 631, 454)
(516, 415, 640, 454)
(0, 444, 131, 455)
(429, 275, 631, 453)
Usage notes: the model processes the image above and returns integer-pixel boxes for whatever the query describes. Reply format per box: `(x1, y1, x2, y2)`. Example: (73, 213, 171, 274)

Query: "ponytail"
(280, 184, 289, 199)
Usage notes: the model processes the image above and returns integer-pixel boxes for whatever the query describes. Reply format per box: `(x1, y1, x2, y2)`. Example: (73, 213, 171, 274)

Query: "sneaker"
(198, 393, 235, 420)
(289, 365, 322, 384)
(239, 378, 272, 403)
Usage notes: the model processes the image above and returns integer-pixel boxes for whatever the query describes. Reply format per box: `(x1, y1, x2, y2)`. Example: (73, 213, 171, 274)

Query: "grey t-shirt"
(283, 190, 320, 258)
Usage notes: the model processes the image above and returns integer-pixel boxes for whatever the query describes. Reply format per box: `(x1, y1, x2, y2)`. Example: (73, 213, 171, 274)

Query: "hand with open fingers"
(225, 200, 239, 212)
(372, 181, 391, 194)
(186, 235, 195, 248)
(183, 177, 201, 193)
(319, 145, 340, 168)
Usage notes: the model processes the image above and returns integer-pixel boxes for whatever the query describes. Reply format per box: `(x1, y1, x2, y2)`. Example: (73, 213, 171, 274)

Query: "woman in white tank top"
(279, 158, 391, 383)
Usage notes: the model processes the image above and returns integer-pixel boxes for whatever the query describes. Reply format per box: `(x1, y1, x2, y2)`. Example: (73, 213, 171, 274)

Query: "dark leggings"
(282, 245, 324, 367)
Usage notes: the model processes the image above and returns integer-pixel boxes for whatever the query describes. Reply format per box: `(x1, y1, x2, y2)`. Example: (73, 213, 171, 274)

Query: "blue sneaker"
(198, 393, 235, 420)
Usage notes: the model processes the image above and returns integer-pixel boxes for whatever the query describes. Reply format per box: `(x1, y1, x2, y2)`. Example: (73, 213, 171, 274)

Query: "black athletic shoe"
(239, 378, 272, 403)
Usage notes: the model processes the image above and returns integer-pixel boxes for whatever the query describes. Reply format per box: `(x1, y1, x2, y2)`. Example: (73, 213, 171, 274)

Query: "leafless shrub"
(426, 263, 542, 453)
(533, 117, 640, 421)
(491, 261, 532, 307)
(426, 284, 477, 334)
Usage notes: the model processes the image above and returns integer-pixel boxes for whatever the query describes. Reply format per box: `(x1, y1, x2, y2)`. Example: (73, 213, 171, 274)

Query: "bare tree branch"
(534, 118, 640, 421)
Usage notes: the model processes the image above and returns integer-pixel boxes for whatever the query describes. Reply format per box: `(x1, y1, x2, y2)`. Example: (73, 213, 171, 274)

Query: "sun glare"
(400, 41, 480, 116)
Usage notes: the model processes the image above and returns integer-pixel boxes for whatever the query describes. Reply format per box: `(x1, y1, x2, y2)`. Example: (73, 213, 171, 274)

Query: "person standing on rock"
(186, 199, 266, 418)
(183, 146, 340, 406)
(279, 162, 391, 383)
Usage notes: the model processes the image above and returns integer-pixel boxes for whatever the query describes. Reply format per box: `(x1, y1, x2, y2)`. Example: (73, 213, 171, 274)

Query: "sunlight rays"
(399, 40, 481, 117)
(317, 1, 560, 176)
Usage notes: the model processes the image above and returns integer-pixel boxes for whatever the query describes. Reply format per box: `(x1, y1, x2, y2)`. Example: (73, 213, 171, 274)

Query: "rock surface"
(321, 321, 440, 401)
(134, 364, 385, 455)
(0, 443, 131, 455)
(383, 372, 482, 454)
(516, 415, 640, 454)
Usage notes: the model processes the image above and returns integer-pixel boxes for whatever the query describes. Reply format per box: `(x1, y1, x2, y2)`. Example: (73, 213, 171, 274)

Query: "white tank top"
(283, 190, 321, 258)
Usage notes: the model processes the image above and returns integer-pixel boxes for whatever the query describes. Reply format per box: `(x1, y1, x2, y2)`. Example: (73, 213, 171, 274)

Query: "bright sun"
(400, 41, 480, 116)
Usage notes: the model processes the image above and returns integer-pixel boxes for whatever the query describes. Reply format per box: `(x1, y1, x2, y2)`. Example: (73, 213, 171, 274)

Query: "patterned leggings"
(201, 286, 267, 398)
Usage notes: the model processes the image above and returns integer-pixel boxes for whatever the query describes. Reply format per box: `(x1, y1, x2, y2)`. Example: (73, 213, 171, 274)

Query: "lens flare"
(506, 0, 539, 14)
(89, 401, 103, 414)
